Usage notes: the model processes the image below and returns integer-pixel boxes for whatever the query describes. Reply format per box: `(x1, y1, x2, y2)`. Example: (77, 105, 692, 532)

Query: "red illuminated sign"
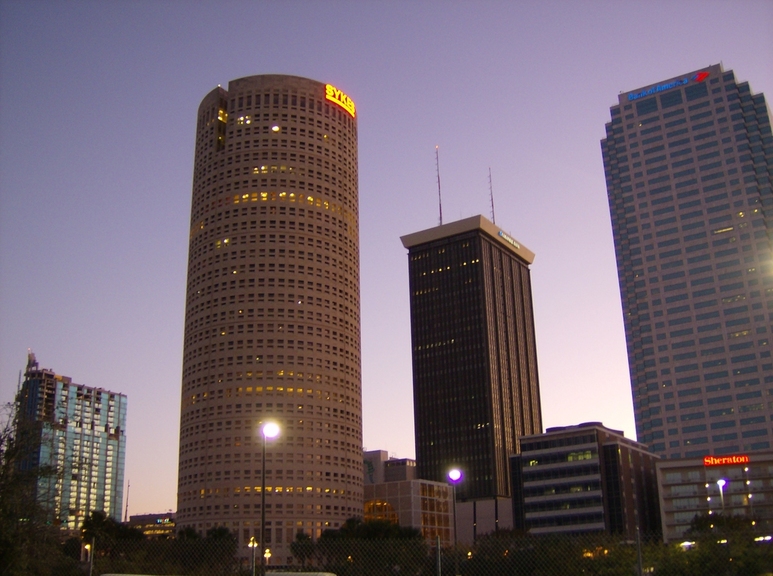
(325, 84, 356, 118)
(703, 454, 750, 467)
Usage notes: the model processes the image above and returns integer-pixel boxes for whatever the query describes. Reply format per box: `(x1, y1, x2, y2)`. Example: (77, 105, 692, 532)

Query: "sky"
(1, 0, 771, 517)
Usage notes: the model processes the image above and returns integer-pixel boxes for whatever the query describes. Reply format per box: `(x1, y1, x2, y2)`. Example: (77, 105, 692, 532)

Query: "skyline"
(1, 1, 771, 517)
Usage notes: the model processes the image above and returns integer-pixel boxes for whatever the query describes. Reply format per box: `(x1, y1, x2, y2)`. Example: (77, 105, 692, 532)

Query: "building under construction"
(17, 353, 127, 530)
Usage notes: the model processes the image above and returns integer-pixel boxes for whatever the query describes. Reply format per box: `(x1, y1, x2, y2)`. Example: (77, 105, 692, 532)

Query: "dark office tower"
(178, 76, 363, 564)
(401, 216, 542, 501)
(602, 64, 773, 460)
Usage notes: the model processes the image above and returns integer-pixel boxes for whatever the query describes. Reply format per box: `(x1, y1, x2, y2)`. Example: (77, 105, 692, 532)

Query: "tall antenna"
(124, 480, 130, 522)
(488, 167, 496, 225)
(436, 146, 443, 226)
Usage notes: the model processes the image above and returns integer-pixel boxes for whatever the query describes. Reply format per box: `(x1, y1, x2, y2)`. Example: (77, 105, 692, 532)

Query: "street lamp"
(447, 468, 463, 576)
(248, 536, 258, 576)
(260, 421, 280, 576)
(744, 467, 754, 514)
(717, 478, 727, 511)
(84, 540, 94, 576)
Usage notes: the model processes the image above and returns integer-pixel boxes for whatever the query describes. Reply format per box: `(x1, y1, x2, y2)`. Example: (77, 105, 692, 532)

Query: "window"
(660, 90, 684, 109)
(636, 97, 658, 116)
(685, 83, 709, 102)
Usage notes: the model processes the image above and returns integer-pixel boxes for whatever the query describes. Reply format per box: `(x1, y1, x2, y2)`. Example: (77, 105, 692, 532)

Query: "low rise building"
(129, 512, 175, 538)
(657, 451, 773, 542)
(364, 450, 453, 546)
(511, 423, 660, 538)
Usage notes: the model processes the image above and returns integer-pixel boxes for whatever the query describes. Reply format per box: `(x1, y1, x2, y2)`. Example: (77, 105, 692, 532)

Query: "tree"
(81, 510, 144, 543)
(290, 531, 314, 568)
(206, 525, 235, 541)
(316, 518, 428, 576)
(0, 400, 80, 575)
(177, 526, 201, 540)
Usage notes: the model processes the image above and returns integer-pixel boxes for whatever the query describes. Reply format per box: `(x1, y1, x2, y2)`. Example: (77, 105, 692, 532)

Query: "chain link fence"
(59, 530, 773, 576)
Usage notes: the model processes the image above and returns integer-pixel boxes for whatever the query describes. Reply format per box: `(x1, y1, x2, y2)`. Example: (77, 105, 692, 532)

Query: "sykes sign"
(325, 84, 356, 118)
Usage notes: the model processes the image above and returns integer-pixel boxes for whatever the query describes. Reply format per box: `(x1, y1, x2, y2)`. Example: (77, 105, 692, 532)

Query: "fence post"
(636, 527, 643, 576)
(436, 535, 442, 576)
(89, 537, 95, 576)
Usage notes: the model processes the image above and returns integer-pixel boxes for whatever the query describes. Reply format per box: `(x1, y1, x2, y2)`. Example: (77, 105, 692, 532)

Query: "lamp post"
(248, 536, 258, 576)
(744, 467, 753, 514)
(447, 468, 463, 576)
(260, 422, 280, 576)
(84, 539, 94, 576)
(717, 478, 727, 511)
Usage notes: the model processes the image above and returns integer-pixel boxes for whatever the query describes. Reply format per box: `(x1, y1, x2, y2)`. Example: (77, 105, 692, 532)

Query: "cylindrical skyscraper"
(177, 75, 362, 565)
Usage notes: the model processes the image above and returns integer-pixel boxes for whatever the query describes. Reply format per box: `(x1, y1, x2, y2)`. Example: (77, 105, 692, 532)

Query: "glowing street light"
(248, 536, 258, 576)
(744, 466, 754, 513)
(263, 421, 280, 440)
(717, 478, 727, 511)
(447, 468, 463, 576)
(260, 422, 280, 576)
(84, 538, 95, 576)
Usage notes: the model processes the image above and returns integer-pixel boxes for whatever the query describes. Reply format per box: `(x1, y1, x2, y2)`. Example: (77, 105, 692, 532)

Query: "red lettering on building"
(703, 454, 750, 467)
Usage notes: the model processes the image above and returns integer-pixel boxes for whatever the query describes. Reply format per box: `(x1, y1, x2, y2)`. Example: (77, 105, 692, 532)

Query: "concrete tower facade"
(177, 75, 362, 564)
(401, 216, 542, 505)
(602, 64, 773, 459)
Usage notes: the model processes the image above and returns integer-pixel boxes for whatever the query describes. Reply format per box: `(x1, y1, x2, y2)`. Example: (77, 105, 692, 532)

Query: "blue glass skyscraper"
(18, 353, 127, 529)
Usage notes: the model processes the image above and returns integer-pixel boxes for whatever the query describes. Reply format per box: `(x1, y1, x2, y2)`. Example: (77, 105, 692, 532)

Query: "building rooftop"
(400, 215, 535, 264)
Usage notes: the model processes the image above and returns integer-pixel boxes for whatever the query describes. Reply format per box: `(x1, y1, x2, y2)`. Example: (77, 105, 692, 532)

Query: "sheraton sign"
(703, 454, 750, 467)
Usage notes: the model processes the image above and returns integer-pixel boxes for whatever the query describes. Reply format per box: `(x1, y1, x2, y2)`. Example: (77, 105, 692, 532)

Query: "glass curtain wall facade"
(401, 215, 542, 501)
(177, 75, 362, 564)
(602, 64, 773, 459)
(18, 353, 127, 530)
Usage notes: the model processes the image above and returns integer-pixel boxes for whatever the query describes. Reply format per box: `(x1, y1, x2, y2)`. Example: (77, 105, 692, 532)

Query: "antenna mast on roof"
(124, 480, 130, 522)
(436, 146, 443, 226)
(488, 167, 496, 225)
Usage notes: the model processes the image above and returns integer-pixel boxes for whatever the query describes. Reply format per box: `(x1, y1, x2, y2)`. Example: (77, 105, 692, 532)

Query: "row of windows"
(524, 449, 596, 467)
(191, 193, 357, 238)
(517, 434, 598, 453)
(227, 91, 355, 128)
(186, 302, 359, 325)
(524, 496, 603, 514)
(632, 260, 765, 287)
(640, 342, 771, 363)
(628, 76, 734, 118)
(197, 147, 357, 183)
(522, 481, 601, 499)
(651, 439, 771, 457)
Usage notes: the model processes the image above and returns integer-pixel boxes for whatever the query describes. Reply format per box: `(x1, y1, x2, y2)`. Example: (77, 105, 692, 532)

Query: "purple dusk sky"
(1, 0, 771, 517)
